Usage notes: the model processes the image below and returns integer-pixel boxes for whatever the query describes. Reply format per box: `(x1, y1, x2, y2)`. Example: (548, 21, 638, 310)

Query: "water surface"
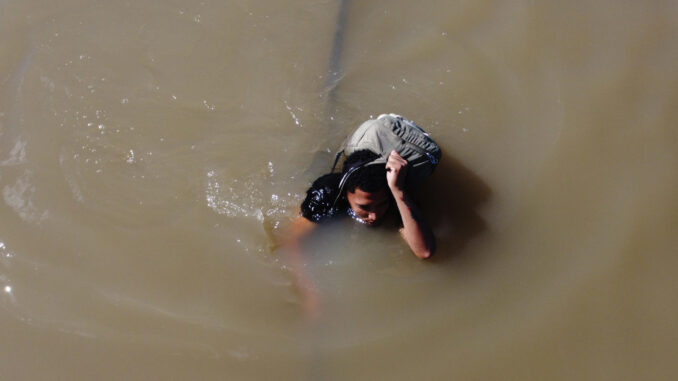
(1, 1, 677, 379)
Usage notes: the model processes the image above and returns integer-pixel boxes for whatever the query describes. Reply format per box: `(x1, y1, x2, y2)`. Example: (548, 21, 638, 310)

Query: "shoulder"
(300, 173, 345, 223)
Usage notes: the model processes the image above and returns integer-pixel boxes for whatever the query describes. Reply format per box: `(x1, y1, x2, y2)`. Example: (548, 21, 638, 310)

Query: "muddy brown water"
(1, 1, 677, 380)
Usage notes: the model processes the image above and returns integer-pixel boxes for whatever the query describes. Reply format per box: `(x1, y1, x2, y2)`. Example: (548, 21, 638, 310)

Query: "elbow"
(403, 231, 435, 259)
(416, 239, 435, 260)
(415, 246, 434, 260)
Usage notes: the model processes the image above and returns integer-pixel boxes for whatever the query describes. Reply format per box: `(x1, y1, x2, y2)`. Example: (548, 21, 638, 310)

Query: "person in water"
(288, 148, 435, 259)
(283, 118, 436, 318)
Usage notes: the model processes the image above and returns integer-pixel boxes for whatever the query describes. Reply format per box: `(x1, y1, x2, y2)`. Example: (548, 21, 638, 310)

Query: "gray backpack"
(332, 114, 441, 198)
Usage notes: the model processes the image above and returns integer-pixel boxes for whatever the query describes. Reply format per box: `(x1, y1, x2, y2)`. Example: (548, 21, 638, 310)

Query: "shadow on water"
(411, 151, 492, 262)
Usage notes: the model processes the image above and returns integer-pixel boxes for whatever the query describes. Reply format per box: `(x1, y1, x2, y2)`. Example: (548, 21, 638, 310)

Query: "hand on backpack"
(386, 150, 408, 192)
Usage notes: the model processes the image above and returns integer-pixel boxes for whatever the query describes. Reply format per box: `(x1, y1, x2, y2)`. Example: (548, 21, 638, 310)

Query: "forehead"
(347, 187, 389, 204)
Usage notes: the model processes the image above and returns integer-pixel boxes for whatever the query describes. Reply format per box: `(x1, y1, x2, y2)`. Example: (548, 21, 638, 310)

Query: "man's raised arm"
(386, 150, 436, 259)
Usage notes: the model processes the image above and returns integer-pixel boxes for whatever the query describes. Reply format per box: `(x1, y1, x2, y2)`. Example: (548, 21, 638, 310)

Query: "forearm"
(391, 189, 435, 259)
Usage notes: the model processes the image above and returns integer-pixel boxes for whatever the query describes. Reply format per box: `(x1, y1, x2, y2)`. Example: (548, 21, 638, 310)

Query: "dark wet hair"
(342, 150, 387, 193)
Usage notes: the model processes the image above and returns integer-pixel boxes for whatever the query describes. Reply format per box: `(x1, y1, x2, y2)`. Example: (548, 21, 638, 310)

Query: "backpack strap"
(330, 149, 344, 173)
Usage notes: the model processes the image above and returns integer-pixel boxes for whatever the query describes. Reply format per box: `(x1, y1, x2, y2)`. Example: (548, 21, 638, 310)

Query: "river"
(1, 1, 677, 379)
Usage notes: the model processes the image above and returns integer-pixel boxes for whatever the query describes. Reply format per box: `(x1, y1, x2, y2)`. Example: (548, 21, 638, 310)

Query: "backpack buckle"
(426, 152, 438, 165)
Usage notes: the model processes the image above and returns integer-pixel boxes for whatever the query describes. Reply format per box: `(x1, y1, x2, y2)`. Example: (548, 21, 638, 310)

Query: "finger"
(388, 151, 405, 162)
(390, 150, 401, 158)
(388, 156, 406, 167)
(388, 152, 403, 161)
(392, 150, 408, 162)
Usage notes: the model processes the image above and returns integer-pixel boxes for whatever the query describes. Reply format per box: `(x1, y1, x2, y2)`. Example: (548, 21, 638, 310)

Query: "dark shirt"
(300, 173, 348, 223)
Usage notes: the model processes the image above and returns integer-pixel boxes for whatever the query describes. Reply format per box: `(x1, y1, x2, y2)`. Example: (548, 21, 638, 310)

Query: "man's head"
(342, 150, 390, 226)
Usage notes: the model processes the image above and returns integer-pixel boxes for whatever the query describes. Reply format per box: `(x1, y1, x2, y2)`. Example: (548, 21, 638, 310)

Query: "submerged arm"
(281, 216, 320, 318)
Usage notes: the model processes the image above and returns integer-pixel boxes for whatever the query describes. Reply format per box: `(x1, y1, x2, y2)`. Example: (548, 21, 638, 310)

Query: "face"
(346, 186, 390, 226)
